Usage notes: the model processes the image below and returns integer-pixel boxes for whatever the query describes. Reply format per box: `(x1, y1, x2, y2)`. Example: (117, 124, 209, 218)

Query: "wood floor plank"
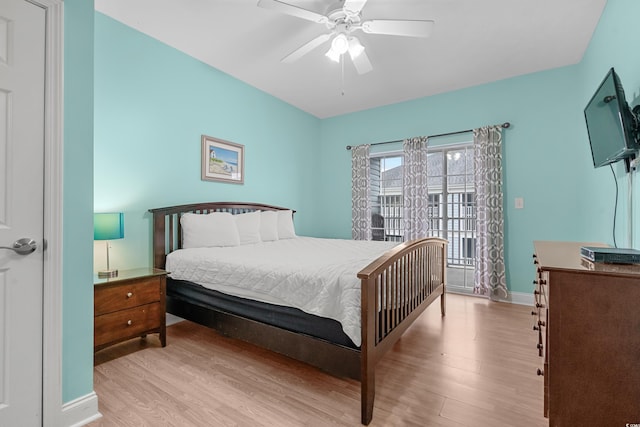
(90, 293, 547, 426)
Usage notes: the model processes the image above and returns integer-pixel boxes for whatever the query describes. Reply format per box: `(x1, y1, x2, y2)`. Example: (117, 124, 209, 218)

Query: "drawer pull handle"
(533, 325, 539, 331)
(126, 292, 133, 298)
(536, 303, 545, 308)
(537, 368, 544, 376)
(531, 311, 537, 316)
(127, 320, 132, 326)
(538, 320, 546, 327)
(537, 343, 543, 350)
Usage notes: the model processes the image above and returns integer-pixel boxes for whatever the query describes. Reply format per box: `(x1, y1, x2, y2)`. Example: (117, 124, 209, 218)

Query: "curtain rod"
(345, 122, 511, 150)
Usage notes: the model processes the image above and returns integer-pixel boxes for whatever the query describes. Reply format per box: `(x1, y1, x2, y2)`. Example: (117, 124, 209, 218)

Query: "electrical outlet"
(515, 197, 524, 209)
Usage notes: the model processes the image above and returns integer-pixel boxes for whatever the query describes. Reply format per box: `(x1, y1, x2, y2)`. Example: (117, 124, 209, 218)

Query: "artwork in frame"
(201, 135, 244, 184)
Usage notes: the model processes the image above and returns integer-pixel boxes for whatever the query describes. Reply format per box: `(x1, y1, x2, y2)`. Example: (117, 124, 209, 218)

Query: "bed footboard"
(357, 237, 447, 425)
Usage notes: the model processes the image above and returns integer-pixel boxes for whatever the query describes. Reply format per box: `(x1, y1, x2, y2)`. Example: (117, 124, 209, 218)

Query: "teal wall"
(578, 0, 640, 250)
(317, 66, 589, 295)
(63, 0, 95, 403)
(94, 13, 320, 271)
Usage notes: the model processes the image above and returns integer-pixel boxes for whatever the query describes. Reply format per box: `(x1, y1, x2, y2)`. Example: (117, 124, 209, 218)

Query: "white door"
(0, 0, 45, 425)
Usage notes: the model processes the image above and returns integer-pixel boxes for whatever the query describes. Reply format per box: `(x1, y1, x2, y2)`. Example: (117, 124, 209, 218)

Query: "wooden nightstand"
(94, 267, 167, 353)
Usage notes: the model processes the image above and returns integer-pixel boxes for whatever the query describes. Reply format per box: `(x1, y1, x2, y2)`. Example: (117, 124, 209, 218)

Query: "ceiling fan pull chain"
(341, 54, 345, 96)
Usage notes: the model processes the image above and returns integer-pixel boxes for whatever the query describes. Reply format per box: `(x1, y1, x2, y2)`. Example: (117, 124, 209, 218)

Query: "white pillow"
(180, 212, 240, 248)
(234, 211, 262, 245)
(277, 210, 296, 239)
(259, 210, 279, 241)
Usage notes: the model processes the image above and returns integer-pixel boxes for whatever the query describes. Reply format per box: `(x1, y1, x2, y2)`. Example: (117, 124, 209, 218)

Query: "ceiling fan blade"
(361, 19, 435, 37)
(344, 0, 369, 14)
(257, 0, 328, 24)
(350, 48, 373, 75)
(282, 33, 332, 63)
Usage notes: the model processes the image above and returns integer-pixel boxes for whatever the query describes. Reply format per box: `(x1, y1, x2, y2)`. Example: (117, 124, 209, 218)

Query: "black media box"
(580, 246, 640, 264)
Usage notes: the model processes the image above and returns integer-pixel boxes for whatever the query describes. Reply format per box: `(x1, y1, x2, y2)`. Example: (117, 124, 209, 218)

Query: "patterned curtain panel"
(473, 126, 508, 300)
(352, 144, 371, 240)
(402, 136, 429, 241)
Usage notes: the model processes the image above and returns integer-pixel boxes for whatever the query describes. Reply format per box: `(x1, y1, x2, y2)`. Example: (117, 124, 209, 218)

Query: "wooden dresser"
(532, 241, 640, 426)
(94, 267, 167, 353)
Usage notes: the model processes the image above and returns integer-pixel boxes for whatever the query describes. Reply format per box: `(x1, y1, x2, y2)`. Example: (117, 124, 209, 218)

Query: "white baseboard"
(447, 287, 533, 306)
(508, 291, 534, 306)
(61, 391, 101, 427)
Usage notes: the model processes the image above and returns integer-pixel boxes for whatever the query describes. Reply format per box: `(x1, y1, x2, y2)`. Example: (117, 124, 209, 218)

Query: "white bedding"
(165, 236, 398, 346)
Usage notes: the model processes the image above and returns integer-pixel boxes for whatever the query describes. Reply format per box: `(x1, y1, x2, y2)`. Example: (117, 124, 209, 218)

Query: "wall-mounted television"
(584, 67, 640, 169)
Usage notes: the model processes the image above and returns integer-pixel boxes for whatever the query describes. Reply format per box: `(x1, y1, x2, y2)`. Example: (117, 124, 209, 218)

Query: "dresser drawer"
(95, 277, 161, 316)
(94, 302, 161, 348)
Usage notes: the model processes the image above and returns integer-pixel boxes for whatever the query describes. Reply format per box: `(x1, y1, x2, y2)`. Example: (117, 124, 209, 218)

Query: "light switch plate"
(515, 197, 524, 209)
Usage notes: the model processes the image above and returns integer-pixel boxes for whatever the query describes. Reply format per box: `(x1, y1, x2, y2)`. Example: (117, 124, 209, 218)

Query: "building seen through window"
(370, 144, 476, 291)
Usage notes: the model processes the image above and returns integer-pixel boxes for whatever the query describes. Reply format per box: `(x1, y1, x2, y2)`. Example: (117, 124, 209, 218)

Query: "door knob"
(0, 238, 37, 255)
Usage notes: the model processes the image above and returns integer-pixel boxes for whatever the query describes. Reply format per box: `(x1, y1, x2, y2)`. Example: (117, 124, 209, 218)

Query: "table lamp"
(94, 212, 124, 278)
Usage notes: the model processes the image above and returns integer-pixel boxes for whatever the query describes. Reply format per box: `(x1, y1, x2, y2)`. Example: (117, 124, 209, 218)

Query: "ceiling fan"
(257, 0, 435, 75)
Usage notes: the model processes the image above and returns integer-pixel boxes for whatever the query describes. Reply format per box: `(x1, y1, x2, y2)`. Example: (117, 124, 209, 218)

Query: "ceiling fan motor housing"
(325, 2, 362, 31)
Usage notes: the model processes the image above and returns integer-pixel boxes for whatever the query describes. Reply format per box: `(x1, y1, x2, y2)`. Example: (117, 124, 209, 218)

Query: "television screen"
(584, 68, 639, 168)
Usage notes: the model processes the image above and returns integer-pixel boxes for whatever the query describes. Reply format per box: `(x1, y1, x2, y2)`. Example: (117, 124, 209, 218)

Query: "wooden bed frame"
(149, 202, 447, 425)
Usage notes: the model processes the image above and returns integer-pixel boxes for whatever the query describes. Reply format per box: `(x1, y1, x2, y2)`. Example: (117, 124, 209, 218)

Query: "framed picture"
(201, 135, 244, 184)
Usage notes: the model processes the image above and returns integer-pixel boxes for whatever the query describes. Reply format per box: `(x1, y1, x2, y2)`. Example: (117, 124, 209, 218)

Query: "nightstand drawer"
(94, 302, 161, 348)
(95, 277, 161, 316)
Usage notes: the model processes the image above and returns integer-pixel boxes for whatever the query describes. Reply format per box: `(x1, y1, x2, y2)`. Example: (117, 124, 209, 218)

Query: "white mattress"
(165, 236, 398, 346)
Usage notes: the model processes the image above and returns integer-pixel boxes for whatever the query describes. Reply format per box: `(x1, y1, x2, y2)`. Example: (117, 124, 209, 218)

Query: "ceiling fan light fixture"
(348, 36, 365, 59)
(331, 33, 349, 55)
(325, 47, 341, 62)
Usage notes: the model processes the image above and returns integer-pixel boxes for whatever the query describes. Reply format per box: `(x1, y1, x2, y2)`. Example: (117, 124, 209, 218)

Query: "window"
(461, 193, 475, 231)
(462, 237, 476, 260)
(427, 194, 441, 232)
(370, 143, 476, 290)
(371, 156, 403, 242)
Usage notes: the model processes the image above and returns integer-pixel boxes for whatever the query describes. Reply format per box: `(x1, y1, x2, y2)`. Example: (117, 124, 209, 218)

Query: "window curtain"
(351, 144, 371, 240)
(473, 126, 508, 300)
(402, 136, 430, 241)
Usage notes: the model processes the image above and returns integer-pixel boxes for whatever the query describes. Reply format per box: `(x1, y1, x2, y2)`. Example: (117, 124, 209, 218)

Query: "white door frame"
(34, 0, 65, 425)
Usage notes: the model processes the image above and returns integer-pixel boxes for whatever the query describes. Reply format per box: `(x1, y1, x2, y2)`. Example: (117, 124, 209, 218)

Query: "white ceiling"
(95, 0, 607, 119)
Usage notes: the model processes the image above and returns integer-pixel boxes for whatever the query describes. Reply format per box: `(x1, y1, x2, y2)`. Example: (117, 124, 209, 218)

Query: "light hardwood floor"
(90, 293, 548, 426)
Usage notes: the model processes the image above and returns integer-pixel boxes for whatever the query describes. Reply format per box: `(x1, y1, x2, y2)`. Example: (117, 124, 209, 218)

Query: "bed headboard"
(148, 202, 294, 269)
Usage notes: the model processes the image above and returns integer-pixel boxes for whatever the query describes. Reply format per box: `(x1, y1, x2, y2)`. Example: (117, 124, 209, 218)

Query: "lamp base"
(98, 269, 118, 278)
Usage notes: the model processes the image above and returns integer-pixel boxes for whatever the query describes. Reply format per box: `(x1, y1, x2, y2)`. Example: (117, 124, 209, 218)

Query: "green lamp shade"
(94, 213, 124, 241)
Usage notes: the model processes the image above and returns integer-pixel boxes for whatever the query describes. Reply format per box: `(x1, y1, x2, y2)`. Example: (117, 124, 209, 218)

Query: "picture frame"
(201, 135, 244, 184)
